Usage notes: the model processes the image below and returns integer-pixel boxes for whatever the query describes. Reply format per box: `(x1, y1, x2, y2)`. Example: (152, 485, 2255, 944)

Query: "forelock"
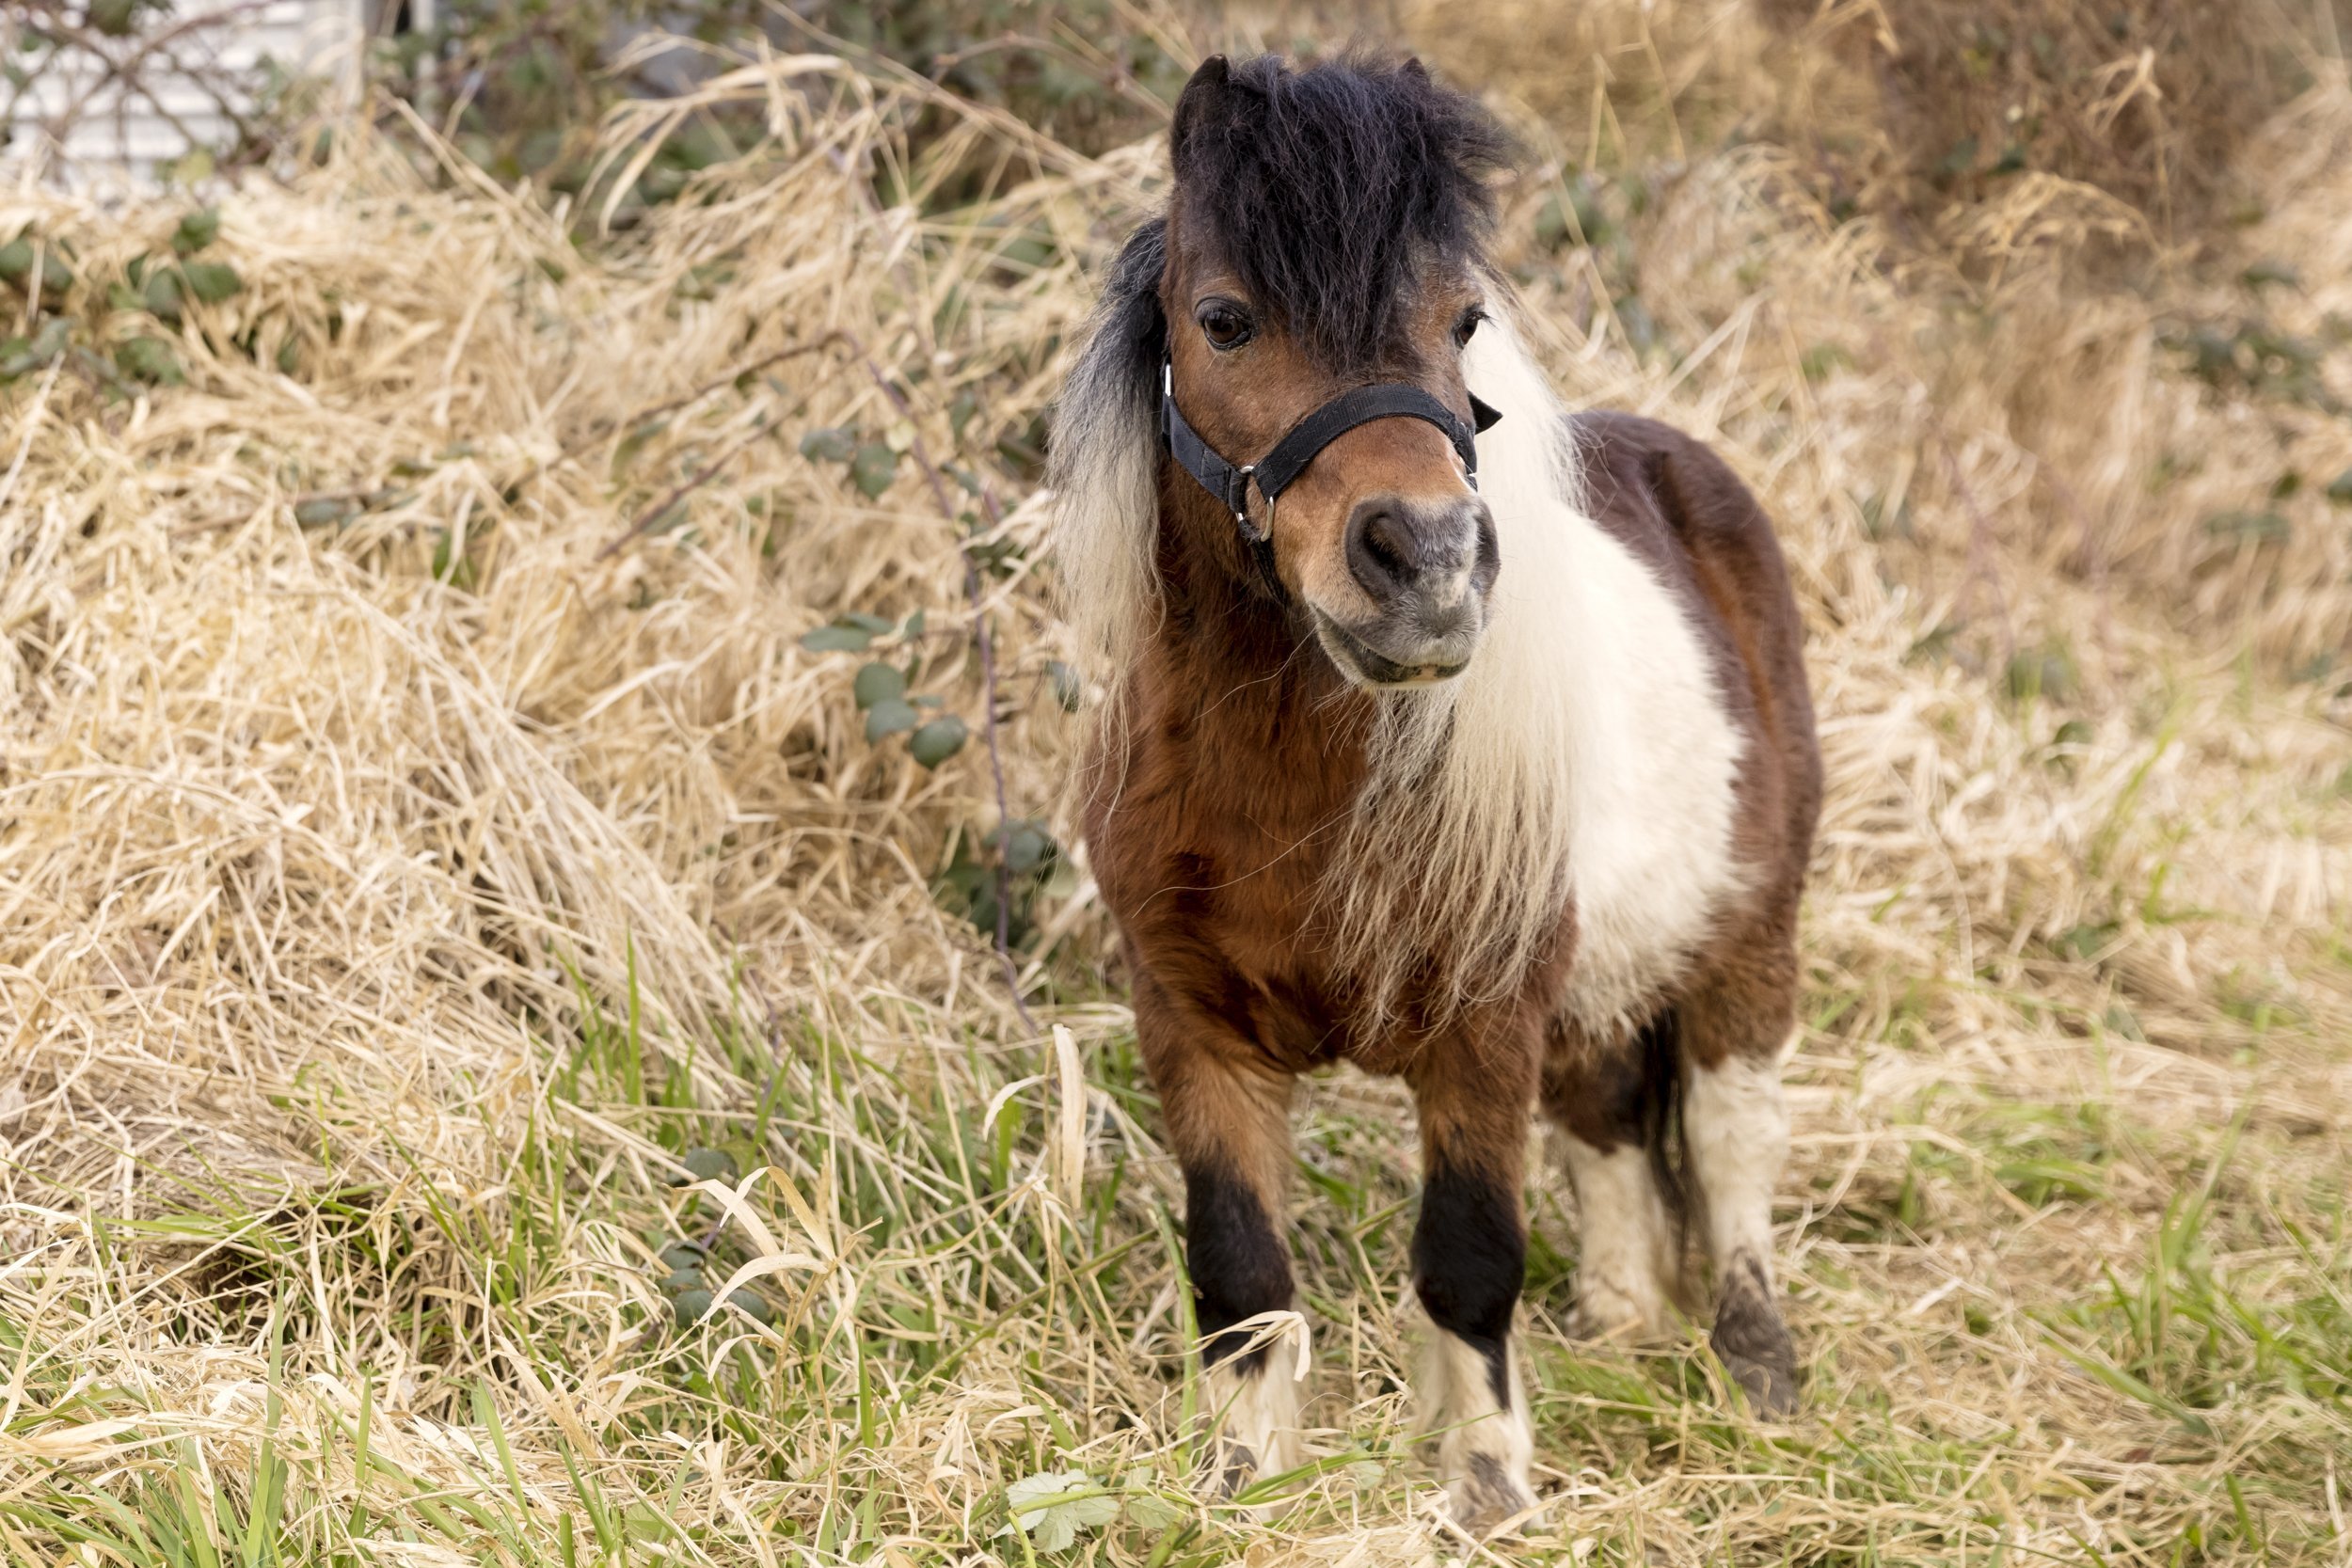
(1171, 54, 1510, 371)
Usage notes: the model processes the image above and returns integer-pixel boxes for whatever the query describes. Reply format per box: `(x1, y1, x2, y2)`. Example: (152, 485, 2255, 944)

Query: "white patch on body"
(1553, 1130, 1677, 1338)
(1417, 1322, 1536, 1531)
(1684, 1052, 1790, 1280)
(1332, 306, 1749, 1029)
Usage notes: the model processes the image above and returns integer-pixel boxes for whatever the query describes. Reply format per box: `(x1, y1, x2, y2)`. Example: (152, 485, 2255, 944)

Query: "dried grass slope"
(3, 8, 2351, 1565)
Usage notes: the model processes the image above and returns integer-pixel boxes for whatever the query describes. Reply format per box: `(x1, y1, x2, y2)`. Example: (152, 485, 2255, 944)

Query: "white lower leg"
(1685, 1053, 1788, 1283)
(1685, 1053, 1797, 1411)
(1419, 1323, 1535, 1531)
(1555, 1131, 1677, 1339)
(1204, 1329, 1305, 1492)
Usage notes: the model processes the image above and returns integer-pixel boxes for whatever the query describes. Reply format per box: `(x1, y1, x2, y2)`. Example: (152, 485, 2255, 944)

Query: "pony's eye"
(1197, 301, 1255, 351)
(1454, 307, 1486, 348)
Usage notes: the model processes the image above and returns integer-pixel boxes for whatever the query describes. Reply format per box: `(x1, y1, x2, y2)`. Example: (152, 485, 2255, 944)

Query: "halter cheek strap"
(1159, 360, 1502, 544)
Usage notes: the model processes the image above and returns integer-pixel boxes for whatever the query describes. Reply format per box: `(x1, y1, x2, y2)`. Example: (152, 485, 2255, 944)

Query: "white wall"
(3, 0, 364, 185)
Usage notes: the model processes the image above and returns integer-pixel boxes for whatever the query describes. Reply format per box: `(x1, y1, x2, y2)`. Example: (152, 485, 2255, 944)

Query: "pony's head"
(1052, 53, 1515, 689)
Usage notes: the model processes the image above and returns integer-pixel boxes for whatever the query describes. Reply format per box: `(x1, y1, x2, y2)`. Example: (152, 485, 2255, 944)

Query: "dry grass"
(3, 9, 2351, 1566)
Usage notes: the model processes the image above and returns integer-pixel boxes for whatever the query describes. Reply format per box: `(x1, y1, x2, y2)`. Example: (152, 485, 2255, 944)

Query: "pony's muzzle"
(1326, 494, 1499, 684)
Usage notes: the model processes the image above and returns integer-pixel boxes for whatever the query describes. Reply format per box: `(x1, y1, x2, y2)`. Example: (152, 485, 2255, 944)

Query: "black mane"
(1169, 54, 1511, 372)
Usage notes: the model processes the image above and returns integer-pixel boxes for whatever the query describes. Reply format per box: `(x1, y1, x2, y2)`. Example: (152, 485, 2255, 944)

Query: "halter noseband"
(1159, 360, 1502, 547)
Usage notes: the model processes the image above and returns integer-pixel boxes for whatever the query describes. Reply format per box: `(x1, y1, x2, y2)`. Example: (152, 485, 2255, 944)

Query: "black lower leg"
(1411, 1162, 1525, 1407)
(1184, 1163, 1294, 1374)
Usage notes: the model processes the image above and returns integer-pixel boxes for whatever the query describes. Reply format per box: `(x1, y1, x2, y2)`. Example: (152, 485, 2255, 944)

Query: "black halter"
(1159, 359, 1502, 549)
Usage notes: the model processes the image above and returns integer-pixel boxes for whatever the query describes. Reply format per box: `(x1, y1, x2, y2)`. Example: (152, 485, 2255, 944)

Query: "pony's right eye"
(1197, 301, 1255, 351)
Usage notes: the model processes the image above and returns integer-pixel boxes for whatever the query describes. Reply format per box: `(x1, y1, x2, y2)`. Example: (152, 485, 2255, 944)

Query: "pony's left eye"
(1454, 308, 1486, 349)
(1198, 301, 1255, 351)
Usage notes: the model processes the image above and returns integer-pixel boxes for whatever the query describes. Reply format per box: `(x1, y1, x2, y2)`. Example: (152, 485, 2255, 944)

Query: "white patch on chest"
(1325, 311, 1746, 1032)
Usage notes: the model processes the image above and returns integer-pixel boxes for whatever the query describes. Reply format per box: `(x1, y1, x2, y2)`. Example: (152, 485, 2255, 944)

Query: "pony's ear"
(1169, 55, 1232, 175)
(1401, 55, 1431, 81)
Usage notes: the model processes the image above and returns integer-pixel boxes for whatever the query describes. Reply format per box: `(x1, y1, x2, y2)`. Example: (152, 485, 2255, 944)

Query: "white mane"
(1046, 225, 1165, 694)
(1050, 273, 1746, 1034)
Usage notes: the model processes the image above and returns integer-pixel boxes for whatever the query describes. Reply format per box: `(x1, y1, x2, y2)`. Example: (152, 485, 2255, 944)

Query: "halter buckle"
(1231, 464, 1258, 534)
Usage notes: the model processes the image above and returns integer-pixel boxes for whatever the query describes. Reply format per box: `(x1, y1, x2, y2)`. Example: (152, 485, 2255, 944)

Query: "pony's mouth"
(1311, 610, 1471, 688)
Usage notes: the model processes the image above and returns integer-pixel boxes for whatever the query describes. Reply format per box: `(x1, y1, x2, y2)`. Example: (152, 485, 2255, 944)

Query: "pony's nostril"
(1365, 514, 1415, 576)
(1346, 500, 1419, 595)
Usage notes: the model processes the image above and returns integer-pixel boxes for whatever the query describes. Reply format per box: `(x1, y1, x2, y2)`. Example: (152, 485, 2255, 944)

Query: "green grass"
(9, 964, 2349, 1566)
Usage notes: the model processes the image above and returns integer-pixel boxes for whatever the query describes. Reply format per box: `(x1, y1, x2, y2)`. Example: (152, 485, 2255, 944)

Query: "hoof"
(1443, 1452, 1538, 1536)
(1717, 1339, 1799, 1416)
(1711, 1306, 1799, 1417)
(1212, 1437, 1258, 1500)
(1711, 1250, 1799, 1417)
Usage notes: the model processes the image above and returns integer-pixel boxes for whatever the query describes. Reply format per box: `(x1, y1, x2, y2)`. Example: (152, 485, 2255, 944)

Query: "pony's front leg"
(1406, 1043, 1541, 1533)
(1136, 976, 1304, 1497)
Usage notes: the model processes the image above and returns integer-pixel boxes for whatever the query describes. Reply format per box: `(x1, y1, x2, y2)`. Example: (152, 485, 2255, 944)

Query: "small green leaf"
(725, 1289, 776, 1325)
(850, 443, 898, 499)
(851, 661, 906, 709)
(179, 261, 242, 303)
(1046, 660, 1082, 711)
(659, 1267, 704, 1294)
(140, 266, 183, 325)
(909, 715, 967, 768)
(800, 625, 873, 654)
(609, 420, 667, 475)
(674, 1148, 738, 1185)
(672, 1289, 715, 1325)
(865, 698, 919, 741)
(0, 317, 71, 379)
(0, 237, 72, 294)
(999, 1473, 1120, 1554)
(2052, 922, 2119, 962)
(999, 823, 1053, 877)
(2004, 649, 2075, 703)
(658, 1241, 708, 1272)
(115, 335, 183, 385)
(2204, 510, 2290, 545)
(172, 207, 221, 255)
(841, 611, 896, 634)
(294, 496, 358, 528)
(797, 426, 855, 463)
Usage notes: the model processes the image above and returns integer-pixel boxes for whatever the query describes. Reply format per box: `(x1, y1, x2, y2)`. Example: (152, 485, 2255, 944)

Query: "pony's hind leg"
(1542, 1017, 1681, 1341)
(1679, 961, 1802, 1417)
(1136, 978, 1305, 1497)
(1406, 1045, 1541, 1533)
